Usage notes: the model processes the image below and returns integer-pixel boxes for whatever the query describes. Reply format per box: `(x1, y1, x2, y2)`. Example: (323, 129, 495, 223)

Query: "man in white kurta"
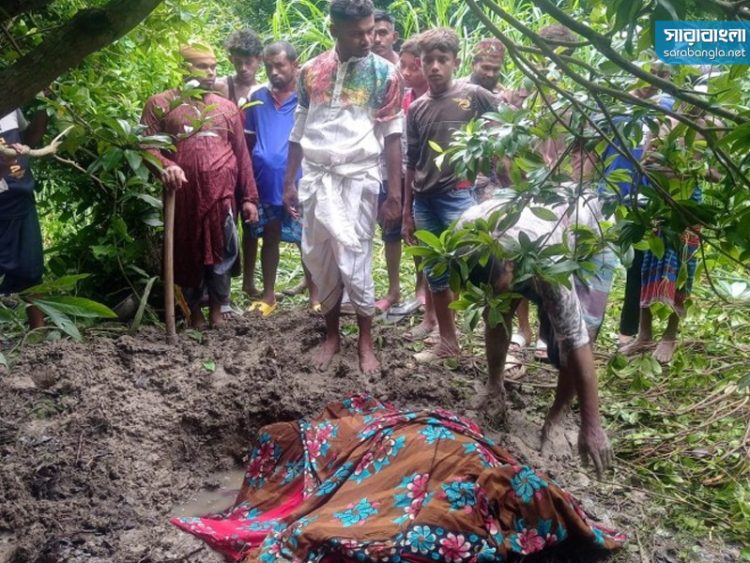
(282, 0, 403, 373)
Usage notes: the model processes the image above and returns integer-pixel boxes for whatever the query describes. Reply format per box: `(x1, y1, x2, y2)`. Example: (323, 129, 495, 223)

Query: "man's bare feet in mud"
(312, 336, 340, 370)
(243, 285, 261, 299)
(618, 334, 635, 347)
(540, 418, 570, 458)
(358, 340, 381, 374)
(220, 303, 237, 321)
(619, 335, 653, 356)
(404, 320, 437, 342)
(282, 279, 307, 296)
(190, 307, 207, 330)
(413, 340, 460, 364)
(472, 382, 507, 426)
(653, 338, 678, 363)
(209, 302, 223, 328)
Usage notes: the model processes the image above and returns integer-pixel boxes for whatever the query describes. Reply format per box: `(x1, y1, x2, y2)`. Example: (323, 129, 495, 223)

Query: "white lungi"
(298, 161, 380, 317)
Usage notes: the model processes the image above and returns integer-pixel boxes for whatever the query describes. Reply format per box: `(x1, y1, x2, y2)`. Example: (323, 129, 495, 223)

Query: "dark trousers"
(619, 249, 644, 336)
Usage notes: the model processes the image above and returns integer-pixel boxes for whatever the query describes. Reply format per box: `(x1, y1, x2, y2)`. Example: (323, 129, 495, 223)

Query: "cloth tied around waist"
(297, 157, 380, 253)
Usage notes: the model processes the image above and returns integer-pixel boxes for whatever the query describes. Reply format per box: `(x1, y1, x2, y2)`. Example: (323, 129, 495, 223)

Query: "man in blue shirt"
(245, 41, 317, 315)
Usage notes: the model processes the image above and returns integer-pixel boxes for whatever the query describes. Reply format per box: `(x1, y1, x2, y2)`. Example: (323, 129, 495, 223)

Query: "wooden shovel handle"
(163, 189, 177, 343)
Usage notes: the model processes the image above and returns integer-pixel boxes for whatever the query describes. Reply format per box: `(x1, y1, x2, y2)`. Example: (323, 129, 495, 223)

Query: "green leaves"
(32, 301, 83, 341)
(129, 276, 157, 334)
(21, 274, 90, 296)
(9, 274, 117, 342)
(414, 230, 443, 251)
(648, 234, 666, 260)
(530, 206, 558, 222)
(28, 294, 117, 341)
(31, 296, 117, 319)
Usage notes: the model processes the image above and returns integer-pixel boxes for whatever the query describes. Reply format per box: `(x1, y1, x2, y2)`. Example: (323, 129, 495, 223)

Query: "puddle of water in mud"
(172, 469, 246, 518)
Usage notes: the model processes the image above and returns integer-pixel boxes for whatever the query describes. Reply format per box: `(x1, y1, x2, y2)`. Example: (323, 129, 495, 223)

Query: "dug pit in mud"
(0, 309, 726, 562)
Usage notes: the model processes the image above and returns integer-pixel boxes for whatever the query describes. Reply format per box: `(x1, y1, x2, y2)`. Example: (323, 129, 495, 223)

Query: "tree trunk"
(0, 0, 163, 116)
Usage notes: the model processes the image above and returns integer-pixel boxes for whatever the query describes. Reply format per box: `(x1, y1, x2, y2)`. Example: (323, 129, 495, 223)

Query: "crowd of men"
(1, 0, 707, 475)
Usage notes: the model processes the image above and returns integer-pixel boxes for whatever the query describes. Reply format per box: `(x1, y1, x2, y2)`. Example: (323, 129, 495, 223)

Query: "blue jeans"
(413, 188, 476, 292)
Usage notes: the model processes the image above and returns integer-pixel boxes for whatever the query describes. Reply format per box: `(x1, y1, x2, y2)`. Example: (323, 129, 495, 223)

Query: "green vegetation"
(600, 278, 750, 553)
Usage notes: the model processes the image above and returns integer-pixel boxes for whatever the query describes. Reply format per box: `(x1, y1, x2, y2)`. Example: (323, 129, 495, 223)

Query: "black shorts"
(0, 206, 43, 294)
(377, 180, 403, 243)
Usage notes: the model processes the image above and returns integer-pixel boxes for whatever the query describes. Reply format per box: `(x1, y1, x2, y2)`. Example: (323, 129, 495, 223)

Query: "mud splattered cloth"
(172, 396, 625, 561)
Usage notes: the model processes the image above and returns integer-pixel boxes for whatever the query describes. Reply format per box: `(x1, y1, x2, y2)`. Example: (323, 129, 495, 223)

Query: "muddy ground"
(0, 309, 739, 562)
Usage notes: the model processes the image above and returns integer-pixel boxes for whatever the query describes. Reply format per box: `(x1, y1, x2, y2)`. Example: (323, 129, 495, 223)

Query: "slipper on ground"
(248, 301, 277, 317)
(414, 348, 459, 364)
(534, 338, 548, 361)
(510, 332, 529, 349)
(504, 353, 527, 381)
(374, 297, 398, 314)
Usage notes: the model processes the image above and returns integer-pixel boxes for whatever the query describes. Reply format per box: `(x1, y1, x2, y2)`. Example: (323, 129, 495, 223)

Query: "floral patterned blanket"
(172, 395, 625, 562)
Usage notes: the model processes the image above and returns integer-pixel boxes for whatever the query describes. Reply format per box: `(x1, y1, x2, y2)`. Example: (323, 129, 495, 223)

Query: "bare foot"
(243, 285, 261, 299)
(540, 418, 570, 459)
(190, 307, 207, 330)
(472, 382, 506, 426)
(312, 336, 340, 370)
(209, 303, 223, 328)
(404, 320, 437, 342)
(620, 336, 653, 356)
(618, 334, 635, 347)
(541, 413, 564, 446)
(221, 303, 236, 321)
(423, 328, 443, 346)
(282, 280, 307, 296)
(472, 380, 504, 407)
(358, 342, 381, 374)
(653, 339, 678, 363)
(413, 341, 460, 364)
(374, 293, 400, 314)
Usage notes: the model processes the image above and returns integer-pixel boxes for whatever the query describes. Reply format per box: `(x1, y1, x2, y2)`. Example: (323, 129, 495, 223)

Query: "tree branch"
(474, 0, 750, 194)
(0, 0, 163, 116)
(469, 0, 750, 271)
(531, 0, 747, 124)
(0, 0, 55, 26)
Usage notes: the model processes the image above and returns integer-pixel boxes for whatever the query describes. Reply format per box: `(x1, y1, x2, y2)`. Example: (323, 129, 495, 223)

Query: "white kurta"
(290, 49, 403, 316)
